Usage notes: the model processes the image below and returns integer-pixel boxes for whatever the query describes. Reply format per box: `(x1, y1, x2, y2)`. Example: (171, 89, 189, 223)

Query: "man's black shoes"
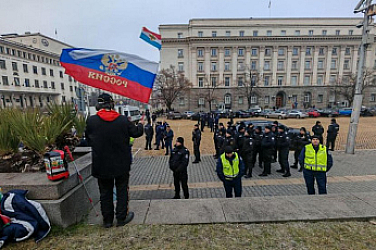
(276, 169, 285, 173)
(116, 212, 134, 227)
(192, 161, 199, 164)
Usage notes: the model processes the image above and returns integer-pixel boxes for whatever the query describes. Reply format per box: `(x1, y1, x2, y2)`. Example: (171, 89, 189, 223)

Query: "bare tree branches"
(194, 76, 224, 112)
(236, 68, 262, 109)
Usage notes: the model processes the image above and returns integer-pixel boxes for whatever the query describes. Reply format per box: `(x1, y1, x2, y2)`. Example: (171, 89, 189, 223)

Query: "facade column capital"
(287, 46, 293, 52)
(259, 46, 265, 51)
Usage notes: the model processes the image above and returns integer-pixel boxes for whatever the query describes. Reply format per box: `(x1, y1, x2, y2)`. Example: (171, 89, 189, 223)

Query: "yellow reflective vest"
(220, 152, 240, 178)
(304, 144, 327, 171)
(129, 137, 134, 146)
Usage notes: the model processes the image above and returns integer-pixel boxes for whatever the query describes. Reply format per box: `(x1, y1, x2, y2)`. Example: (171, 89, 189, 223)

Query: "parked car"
(307, 109, 321, 118)
(264, 110, 287, 119)
(318, 109, 339, 117)
(248, 108, 263, 117)
(190, 112, 205, 121)
(338, 108, 352, 116)
(235, 110, 251, 118)
(182, 111, 195, 119)
(212, 110, 229, 118)
(287, 110, 308, 119)
(360, 108, 374, 117)
(166, 111, 182, 119)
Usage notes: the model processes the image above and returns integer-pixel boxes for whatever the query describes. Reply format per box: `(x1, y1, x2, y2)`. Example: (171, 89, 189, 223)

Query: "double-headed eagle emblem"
(99, 54, 128, 76)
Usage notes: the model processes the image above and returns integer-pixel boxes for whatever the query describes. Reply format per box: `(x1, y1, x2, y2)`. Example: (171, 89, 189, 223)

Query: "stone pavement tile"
(145, 199, 225, 224)
(352, 192, 376, 210)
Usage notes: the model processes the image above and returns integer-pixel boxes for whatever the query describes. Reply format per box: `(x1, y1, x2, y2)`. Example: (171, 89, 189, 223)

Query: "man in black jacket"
(251, 126, 263, 169)
(326, 118, 339, 151)
(291, 127, 311, 171)
(312, 121, 324, 144)
(276, 126, 291, 177)
(242, 130, 254, 178)
(144, 121, 154, 150)
(169, 137, 190, 199)
(86, 94, 143, 228)
(164, 125, 174, 155)
(192, 124, 202, 163)
(259, 126, 275, 177)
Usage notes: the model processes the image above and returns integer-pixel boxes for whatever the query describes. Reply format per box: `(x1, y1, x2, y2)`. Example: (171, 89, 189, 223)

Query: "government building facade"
(158, 18, 376, 111)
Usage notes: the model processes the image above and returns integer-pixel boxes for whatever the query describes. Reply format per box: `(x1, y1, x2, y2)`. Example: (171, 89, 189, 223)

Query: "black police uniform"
(236, 130, 245, 153)
(221, 135, 237, 154)
(169, 145, 190, 199)
(271, 126, 278, 162)
(291, 133, 311, 169)
(213, 127, 226, 158)
(192, 128, 202, 162)
(276, 130, 291, 176)
(326, 122, 339, 151)
(260, 131, 275, 176)
(251, 130, 263, 168)
(241, 135, 254, 177)
(312, 124, 324, 144)
(144, 123, 154, 150)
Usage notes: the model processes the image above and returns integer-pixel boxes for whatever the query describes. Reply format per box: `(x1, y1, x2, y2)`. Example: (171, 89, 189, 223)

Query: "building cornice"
(0, 38, 61, 58)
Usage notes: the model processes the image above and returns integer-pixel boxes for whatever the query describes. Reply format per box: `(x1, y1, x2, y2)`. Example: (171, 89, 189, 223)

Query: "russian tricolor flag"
(60, 48, 159, 103)
(139, 27, 162, 50)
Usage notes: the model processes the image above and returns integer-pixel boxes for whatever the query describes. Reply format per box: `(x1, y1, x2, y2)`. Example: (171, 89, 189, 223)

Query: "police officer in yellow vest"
(216, 146, 245, 198)
(299, 135, 333, 195)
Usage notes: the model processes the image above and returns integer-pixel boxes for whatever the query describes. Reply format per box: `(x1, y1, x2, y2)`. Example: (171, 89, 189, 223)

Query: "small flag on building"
(140, 27, 162, 50)
(60, 48, 159, 103)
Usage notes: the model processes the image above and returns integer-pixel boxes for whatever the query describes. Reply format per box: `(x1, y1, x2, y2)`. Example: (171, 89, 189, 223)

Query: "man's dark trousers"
(326, 136, 336, 151)
(194, 142, 201, 161)
(303, 169, 327, 195)
(278, 148, 290, 173)
(145, 137, 152, 149)
(97, 173, 130, 224)
(165, 140, 172, 154)
(173, 171, 189, 198)
(223, 177, 242, 198)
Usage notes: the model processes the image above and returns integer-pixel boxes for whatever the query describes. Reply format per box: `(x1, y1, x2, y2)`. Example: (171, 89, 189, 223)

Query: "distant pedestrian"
(169, 137, 190, 199)
(151, 113, 157, 123)
(163, 125, 174, 155)
(144, 121, 154, 150)
(192, 124, 202, 163)
(312, 121, 324, 144)
(326, 118, 339, 151)
(216, 146, 245, 198)
(200, 114, 205, 132)
(299, 135, 333, 195)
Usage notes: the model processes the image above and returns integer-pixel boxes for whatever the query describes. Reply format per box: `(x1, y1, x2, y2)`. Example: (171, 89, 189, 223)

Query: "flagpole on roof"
(268, 0, 272, 17)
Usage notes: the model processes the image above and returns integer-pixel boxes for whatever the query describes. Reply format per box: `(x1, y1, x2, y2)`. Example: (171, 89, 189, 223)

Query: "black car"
(235, 110, 251, 118)
(190, 112, 203, 121)
(318, 109, 339, 117)
(212, 110, 229, 118)
(361, 109, 374, 117)
(237, 120, 310, 150)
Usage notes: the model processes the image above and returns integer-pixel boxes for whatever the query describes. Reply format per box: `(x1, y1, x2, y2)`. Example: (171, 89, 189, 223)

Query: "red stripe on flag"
(142, 27, 161, 40)
(61, 62, 152, 103)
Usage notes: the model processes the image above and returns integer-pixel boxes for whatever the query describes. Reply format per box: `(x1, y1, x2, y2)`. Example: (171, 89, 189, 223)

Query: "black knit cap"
(176, 137, 184, 145)
(265, 125, 272, 130)
(98, 93, 114, 104)
(311, 135, 320, 140)
(278, 125, 285, 131)
(224, 146, 233, 153)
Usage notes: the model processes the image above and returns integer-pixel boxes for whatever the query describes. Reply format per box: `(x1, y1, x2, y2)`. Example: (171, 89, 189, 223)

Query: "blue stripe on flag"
(140, 32, 162, 50)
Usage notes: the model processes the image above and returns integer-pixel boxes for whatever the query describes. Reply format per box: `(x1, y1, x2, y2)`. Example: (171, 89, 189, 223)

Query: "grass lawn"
(7, 221, 376, 249)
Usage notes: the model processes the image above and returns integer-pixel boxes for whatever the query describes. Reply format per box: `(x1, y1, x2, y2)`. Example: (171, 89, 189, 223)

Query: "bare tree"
(154, 65, 192, 111)
(194, 76, 224, 112)
(236, 68, 262, 109)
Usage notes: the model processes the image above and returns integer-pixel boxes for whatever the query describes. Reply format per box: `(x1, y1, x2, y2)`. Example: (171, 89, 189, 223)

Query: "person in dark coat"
(326, 118, 339, 151)
(216, 146, 245, 198)
(291, 127, 311, 171)
(242, 130, 254, 178)
(200, 114, 205, 132)
(221, 129, 237, 154)
(151, 113, 157, 123)
(251, 126, 263, 169)
(271, 122, 278, 162)
(209, 114, 214, 132)
(214, 114, 220, 127)
(259, 126, 275, 177)
(275, 125, 291, 177)
(192, 124, 202, 163)
(144, 121, 154, 150)
(213, 123, 225, 158)
(154, 122, 163, 150)
(163, 125, 174, 155)
(86, 93, 143, 228)
(169, 137, 190, 199)
(312, 121, 324, 144)
(236, 124, 246, 152)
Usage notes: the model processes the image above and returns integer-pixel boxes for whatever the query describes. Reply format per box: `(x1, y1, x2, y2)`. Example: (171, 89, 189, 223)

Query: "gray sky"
(0, 0, 362, 62)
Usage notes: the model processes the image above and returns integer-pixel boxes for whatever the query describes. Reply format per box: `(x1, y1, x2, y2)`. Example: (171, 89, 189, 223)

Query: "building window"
(331, 59, 337, 69)
(211, 48, 217, 57)
(11, 49, 15, 56)
(178, 49, 184, 58)
(304, 75, 311, 85)
(12, 62, 18, 71)
(370, 94, 376, 102)
(42, 67, 46, 75)
(212, 31, 217, 37)
(253, 30, 258, 36)
(277, 61, 284, 70)
(295, 30, 300, 36)
(50, 69, 54, 76)
(318, 60, 324, 70)
(179, 97, 185, 106)
(317, 75, 324, 85)
(264, 96, 270, 104)
(292, 47, 299, 56)
(292, 61, 298, 70)
(251, 48, 258, 56)
(319, 48, 325, 55)
(239, 30, 244, 37)
(211, 62, 217, 71)
(280, 30, 286, 36)
(34, 79, 39, 88)
(178, 62, 184, 72)
(177, 32, 183, 38)
(14, 77, 20, 86)
(225, 48, 231, 57)
(265, 48, 271, 56)
(238, 48, 244, 56)
(317, 94, 323, 103)
(224, 62, 230, 71)
(199, 98, 205, 106)
(306, 47, 312, 56)
(250, 96, 257, 104)
(69, 76, 72, 82)
(6, 48, 10, 54)
(33, 66, 38, 74)
(0, 60, 6, 69)
(278, 48, 285, 56)
(59, 71, 63, 78)
(198, 31, 203, 37)
(225, 77, 230, 87)
(238, 96, 244, 104)
(264, 76, 270, 86)
(22, 64, 28, 73)
(344, 60, 350, 70)
(305, 60, 311, 70)
(264, 61, 270, 70)
(225, 31, 231, 37)
(304, 93, 311, 103)
(197, 49, 203, 57)
(330, 75, 336, 84)
(238, 77, 244, 87)
(336, 30, 340, 35)
(277, 76, 283, 86)
(25, 78, 30, 87)
(51, 81, 55, 89)
(43, 81, 48, 88)
(238, 61, 244, 71)
(0, 46, 3, 53)
(345, 47, 351, 55)
(251, 75, 257, 86)
(198, 77, 204, 87)
(308, 30, 314, 36)
(251, 61, 257, 70)
(322, 30, 327, 36)
(2, 76, 8, 85)
(198, 62, 203, 72)
(332, 47, 338, 55)
(69, 86, 73, 92)
(349, 30, 353, 35)
(291, 76, 297, 86)
(61, 82, 65, 90)
(266, 30, 272, 36)
(224, 95, 231, 104)
(211, 77, 217, 87)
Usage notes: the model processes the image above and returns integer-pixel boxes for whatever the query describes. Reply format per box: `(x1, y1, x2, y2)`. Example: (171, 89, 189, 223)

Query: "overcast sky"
(0, 0, 362, 62)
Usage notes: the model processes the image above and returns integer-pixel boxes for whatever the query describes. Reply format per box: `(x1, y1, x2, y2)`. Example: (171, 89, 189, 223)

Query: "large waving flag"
(140, 27, 162, 50)
(60, 48, 159, 103)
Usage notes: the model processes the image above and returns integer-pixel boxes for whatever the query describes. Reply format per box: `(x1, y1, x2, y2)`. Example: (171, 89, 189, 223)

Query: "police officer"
(299, 135, 333, 195)
(326, 118, 339, 151)
(271, 122, 278, 163)
(164, 125, 174, 155)
(276, 125, 291, 177)
(221, 129, 237, 154)
(259, 126, 275, 177)
(312, 121, 324, 144)
(242, 130, 254, 178)
(200, 114, 206, 132)
(251, 126, 263, 169)
(216, 146, 245, 198)
(291, 127, 311, 172)
(169, 137, 190, 199)
(236, 124, 246, 153)
(192, 124, 202, 163)
(214, 123, 226, 158)
(154, 122, 164, 150)
(144, 121, 154, 150)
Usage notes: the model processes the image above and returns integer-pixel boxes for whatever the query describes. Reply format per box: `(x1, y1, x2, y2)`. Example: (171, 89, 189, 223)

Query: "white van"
(115, 105, 141, 122)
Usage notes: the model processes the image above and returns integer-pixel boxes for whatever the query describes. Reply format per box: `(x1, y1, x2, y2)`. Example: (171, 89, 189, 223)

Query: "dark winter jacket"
(276, 131, 290, 150)
(163, 129, 174, 142)
(169, 145, 190, 173)
(312, 125, 324, 137)
(86, 109, 143, 178)
(327, 123, 339, 138)
(192, 128, 202, 145)
(144, 124, 154, 138)
(261, 132, 275, 151)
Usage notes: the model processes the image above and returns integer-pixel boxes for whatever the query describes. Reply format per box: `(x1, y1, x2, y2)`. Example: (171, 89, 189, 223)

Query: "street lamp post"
(346, 0, 374, 154)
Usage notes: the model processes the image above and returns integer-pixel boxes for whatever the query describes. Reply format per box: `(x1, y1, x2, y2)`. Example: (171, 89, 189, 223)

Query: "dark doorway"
(275, 91, 286, 108)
